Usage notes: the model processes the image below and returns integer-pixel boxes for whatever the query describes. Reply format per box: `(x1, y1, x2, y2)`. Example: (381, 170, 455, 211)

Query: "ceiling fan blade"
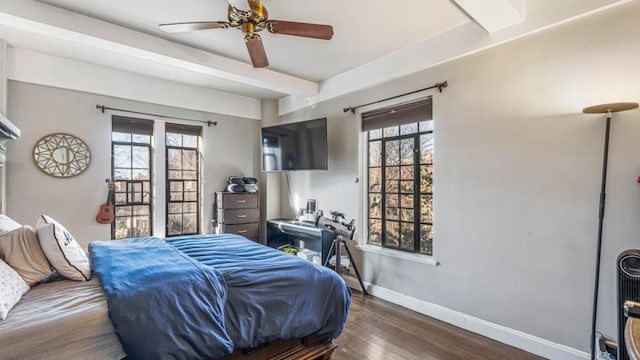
(159, 21, 229, 33)
(267, 20, 334, 40)
(245, 35, 269, 68)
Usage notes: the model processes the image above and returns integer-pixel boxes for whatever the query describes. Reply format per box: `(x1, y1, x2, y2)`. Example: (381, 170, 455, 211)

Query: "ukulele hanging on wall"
(95, 179, 115, 224)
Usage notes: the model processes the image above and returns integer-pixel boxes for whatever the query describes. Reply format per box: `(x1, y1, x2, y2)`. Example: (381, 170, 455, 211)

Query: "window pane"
(400, 138, 414, 165)
(166, 133, 181, 147)
(385, 180, 399, 193)
(170, 181, 183, 191)
(369, 194, 382, 219)
(130, 216, 150, 237)
(401, 208, 414, 222)
(184, 181, 198, 192)
(386, 207, 399, 220)
(386, 194, 398, 208)
(167, 149, 182, 170)
(168, 203, 182, 214)
(385, 221, 399, 247)
(183, 150, 197, 170)
(115, 193, 127, 204)
(184, 192, 197, 202)
(400, 195, 414, 208)
(421, 195, 433, 223)
(132, 169, 149, 180)
(383, 126, 399, 138)
(400, 123, 418, 135)
(420, 134, 434, 164)
(369, 129, 382, 140)
(116, 206, 131, 216)
(369, 141, 381, 167)
(385, 140, 400, 166)
(183, 171, 197, 180)
(400, 223, 414, 250)
(114, 168, 131, 180)
(183, 202, 198, 213)
(400, 180, 414, 193)
(169, 170, 182, 180)
(183, 135, 198, 148)
(132, 205, 149, 215)
(419, 120, 434, 132)
(132, 134, 151, 144)
(113, 145, 131, 168)
(385, 166, 399, 180)
(170, 191, 183, 201)
(420, 165, 433, 194)
(401, 165, 414, 179)
(368, 220, 382, 245)
(167, 214, 182, 236)
(114, 217, 131, 239)
(183, 213, 197, 234)
(112, 132, 131, 142)
(368, 167, 382, 192)
(132, 146, 149, 169)
(420, 224, 433, 255)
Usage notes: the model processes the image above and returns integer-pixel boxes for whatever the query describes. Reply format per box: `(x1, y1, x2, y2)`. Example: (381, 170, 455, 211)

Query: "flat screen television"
(261, 118, 328, 172)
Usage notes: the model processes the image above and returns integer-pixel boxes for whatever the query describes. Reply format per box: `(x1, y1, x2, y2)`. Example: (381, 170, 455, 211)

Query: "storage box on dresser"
(213, 192, 260, 242)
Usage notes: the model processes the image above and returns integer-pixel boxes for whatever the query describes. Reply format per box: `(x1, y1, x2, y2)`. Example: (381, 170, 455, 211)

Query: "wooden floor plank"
(332, 293, 547, 360)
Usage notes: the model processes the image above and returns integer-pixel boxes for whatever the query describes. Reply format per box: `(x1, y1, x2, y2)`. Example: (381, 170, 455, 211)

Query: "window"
(165, 124, 201, 236)
(364, 99, 434, 255)
(111, 117, 153, 240)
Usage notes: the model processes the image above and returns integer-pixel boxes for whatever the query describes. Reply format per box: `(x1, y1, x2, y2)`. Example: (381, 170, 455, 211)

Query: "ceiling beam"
(453, 0, 525, 33)
(0, 0, 318, 96)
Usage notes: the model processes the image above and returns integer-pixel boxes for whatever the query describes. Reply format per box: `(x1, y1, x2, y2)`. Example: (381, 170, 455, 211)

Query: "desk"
(266, 219, 335, 265)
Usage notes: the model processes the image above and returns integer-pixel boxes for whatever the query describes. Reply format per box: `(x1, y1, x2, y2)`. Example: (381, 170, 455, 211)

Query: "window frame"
(164, 124, 202, 237)
(110, 118, 154, 240)
(360, 96, 435, 258)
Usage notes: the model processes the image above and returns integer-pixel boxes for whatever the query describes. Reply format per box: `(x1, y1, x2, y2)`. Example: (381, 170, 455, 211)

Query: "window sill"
(356, 244, 440, 266)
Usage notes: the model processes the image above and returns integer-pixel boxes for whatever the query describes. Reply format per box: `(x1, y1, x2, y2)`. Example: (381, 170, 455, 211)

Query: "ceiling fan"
(159, 0, 334, 68)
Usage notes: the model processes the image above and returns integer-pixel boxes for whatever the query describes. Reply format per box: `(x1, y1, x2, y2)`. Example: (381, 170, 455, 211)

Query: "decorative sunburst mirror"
(33, 133, 91, 178)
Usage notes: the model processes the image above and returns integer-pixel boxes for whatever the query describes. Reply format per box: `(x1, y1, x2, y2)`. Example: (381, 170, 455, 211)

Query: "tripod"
(323, 233, 367, 295)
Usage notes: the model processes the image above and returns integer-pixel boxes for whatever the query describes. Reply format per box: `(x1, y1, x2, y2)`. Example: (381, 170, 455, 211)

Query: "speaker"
(617, 250, 640, 360)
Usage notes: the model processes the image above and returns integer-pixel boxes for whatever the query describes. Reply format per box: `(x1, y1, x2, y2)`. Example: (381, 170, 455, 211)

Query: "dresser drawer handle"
(237, 230, 248, 234)
(236, 214, 248, 218)
(236, 200, 247, 203)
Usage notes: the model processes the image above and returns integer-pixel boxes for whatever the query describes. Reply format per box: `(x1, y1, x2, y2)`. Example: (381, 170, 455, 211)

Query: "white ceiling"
(0, 0, 632, 116)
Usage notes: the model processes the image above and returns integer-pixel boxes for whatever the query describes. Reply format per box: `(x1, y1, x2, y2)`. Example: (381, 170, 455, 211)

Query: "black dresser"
(213, 192, 259, 242)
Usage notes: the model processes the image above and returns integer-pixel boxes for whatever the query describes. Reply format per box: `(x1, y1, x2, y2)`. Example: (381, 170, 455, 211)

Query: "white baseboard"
(343, 278, 592, 360)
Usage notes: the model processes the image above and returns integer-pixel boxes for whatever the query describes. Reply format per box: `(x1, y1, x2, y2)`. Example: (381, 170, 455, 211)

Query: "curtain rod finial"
(207, 121, 218, 127)
(343, 107, 355, 114)
(437, 81, 448, 92)
(96, 104, 105, 113)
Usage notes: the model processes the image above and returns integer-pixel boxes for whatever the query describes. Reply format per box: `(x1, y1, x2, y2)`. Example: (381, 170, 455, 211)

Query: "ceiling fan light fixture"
(159, 0, 334, 68)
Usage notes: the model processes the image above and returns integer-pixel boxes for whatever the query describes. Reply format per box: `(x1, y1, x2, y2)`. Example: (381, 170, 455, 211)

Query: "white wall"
(278, 2, 640, 354)
(6, 81, 260, 249)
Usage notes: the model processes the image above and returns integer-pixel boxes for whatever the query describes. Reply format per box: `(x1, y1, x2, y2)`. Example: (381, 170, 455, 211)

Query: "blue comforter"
(90, 234, 351, 359)
(90, 237, 233, 360)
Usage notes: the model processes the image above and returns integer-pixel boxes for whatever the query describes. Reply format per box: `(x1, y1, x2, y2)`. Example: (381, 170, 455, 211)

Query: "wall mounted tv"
(261, 118, 328, 172)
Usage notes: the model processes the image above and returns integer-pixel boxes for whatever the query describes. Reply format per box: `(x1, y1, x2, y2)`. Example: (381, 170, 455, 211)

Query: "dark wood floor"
(331, 292, 546, 360)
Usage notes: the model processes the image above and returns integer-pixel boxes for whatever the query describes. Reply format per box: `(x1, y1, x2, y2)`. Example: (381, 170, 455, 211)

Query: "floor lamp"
(583, 102, 639, 360)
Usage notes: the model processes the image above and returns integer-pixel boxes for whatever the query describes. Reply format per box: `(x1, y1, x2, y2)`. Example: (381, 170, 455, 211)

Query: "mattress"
(0, 277, 125, 360)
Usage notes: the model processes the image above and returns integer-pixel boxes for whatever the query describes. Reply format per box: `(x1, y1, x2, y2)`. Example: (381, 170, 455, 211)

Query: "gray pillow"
(0, 225, 53, 286)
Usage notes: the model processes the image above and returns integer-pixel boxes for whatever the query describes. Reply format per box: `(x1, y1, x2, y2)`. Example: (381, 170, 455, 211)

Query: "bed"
(0, 233, 351, 360)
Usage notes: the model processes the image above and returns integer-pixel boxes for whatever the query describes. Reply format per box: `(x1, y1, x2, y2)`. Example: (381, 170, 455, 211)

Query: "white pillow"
(0, 215, 21, 235)
(36, 215, 91, 281)
(0, 258, 29, 320)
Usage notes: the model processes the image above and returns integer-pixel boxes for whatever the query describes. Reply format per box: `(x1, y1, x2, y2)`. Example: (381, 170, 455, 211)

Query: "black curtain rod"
(343, 81, 448, 114)
(96, 105, 218, 127)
